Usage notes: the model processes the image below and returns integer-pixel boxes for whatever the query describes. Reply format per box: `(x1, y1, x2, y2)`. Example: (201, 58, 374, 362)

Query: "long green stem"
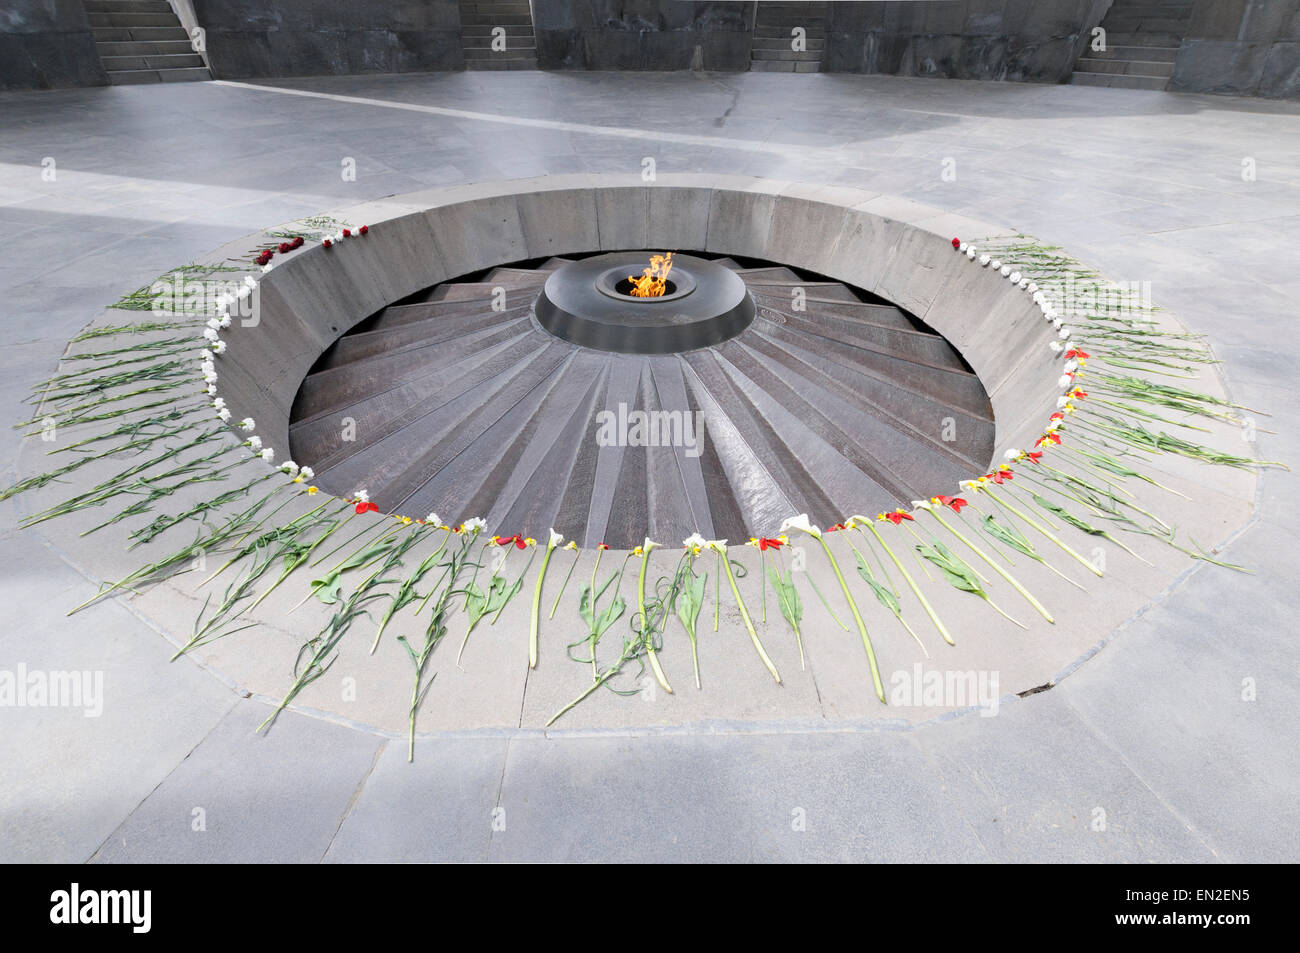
(925, 509, 1054, 624)
(638, 546, 673, 694)
(817, 536, 884, 703)
(859, 521, 954, 646)
(716, 548, 780, 684)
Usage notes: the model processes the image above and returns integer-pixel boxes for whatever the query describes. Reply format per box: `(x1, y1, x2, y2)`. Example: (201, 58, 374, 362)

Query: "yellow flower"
(632, 545, 644, 556)
(306, 486, 318, 495)
(524, 537, 537, 548)
(564, 540, 578, 551)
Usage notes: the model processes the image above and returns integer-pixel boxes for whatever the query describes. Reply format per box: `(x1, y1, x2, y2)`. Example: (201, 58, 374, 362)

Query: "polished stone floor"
(1, 71, 1297, 862)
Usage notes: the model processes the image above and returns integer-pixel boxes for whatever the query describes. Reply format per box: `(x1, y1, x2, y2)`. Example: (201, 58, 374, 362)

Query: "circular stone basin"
(535, 252, 755, 354)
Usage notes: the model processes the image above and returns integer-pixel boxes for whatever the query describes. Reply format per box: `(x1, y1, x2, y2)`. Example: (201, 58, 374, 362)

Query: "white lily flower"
(548, 528, 564, 549)
(778, 513, 822, 539)
(911, 499, 933, 511)
(704, 538, 728, 554)
(426, 512, 442, 528)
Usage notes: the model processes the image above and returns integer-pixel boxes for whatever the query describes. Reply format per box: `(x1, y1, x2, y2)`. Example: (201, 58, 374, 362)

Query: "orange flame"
(627, 252, 674, 298)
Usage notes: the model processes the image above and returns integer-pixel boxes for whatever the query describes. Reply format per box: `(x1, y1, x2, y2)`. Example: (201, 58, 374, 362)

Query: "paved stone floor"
(1, 71, 1297, 862)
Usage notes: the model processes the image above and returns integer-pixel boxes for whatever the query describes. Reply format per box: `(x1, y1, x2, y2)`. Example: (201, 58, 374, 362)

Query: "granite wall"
(1170, 0, 1300, 99)
(191, 0, 464, 78)
(823, 0, 1111, 83)
(532, 0, 755, 70)
(0, 0, 107, 90)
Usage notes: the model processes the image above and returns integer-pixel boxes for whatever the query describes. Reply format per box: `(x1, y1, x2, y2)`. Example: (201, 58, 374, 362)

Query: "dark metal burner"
(534, 252, 755, 354)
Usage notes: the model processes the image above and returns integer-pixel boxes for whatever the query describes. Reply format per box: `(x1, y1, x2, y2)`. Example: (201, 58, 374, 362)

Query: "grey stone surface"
(825, 0, 1110, 84)
(0, 71, 1297, 861)
(192, 0, 465, 79)
(533, 0, 755, 71)
(0, 0, 107, 90)
(1170, 0, 1300, 98)
(90, 700, 383, 863)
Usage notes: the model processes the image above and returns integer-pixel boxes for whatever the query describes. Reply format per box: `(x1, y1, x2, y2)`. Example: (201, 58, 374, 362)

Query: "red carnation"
(277, 242, 291, 254)
(951, 237, 960, 249)
(359, 225, 369, 235)
(322, 238, 332, 248)
(355, 501, 378, 514)
(826, 522, 846, 533)
(292, 236, 304, 248)
(342, 228, 352, 238)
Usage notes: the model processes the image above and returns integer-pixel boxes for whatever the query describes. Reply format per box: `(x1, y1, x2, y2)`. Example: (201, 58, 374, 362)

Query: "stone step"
(1099, 31, 1183, 47)
(463, 45, 537, 57)
(462, 25, 535, 38)
(464, 58, 539, 69)
(1075, 57, 1174, 77)
(102, 52, 205, 70)
(751, 36, 825, 51)
(96, 38, 195, 56)
(1069, 70, 1168, 90)
(460, 14, 534, 26)
(1102, 17, 1190, 34)
(107, 66, 211, 84)
(749, 59, 822, 73)
(83, 0, 174, 12)
(755, 22, 828, 37)
(751, 49, 824, 62)
(88, 11, 179, 28)
(1085, 44, 1178, 63)
(91, 25, 190, 42)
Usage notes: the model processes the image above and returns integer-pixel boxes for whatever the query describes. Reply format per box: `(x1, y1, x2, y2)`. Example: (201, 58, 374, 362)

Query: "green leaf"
(1032, 494, 1108, 537)
(853, 550, 900, 615)
(981, 514, 1039, 560)
(916, 542, 986, 597)
(768, 568, 803, 633)
(676, 565, 706, 638)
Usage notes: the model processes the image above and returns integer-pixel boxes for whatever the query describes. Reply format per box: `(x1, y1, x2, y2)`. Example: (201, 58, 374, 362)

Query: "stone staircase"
(85, 0, 209, 85)
(1070, 0, 1192, 90)
(751, 1, 827, 73)
(459, 0, 538, 70)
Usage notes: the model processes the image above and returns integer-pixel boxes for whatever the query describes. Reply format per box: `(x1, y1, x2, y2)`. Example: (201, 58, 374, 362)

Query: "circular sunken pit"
(287, 248, 994, 549)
